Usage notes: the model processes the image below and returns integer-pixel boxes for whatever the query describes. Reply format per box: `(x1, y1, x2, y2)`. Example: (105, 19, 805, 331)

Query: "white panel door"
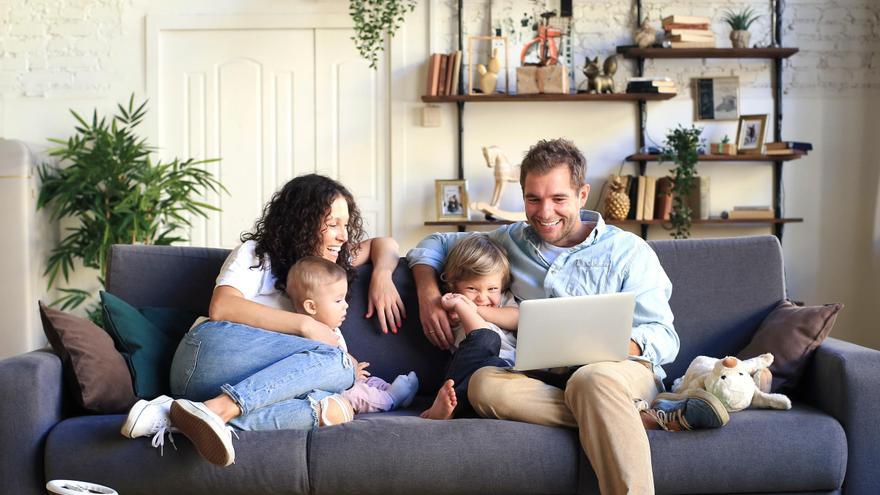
(315, 28, 388, 238)
(158, 29, 316, 248)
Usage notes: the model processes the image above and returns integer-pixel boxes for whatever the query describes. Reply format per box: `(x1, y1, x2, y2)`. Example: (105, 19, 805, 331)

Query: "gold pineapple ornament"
(604, 176, 630, 220)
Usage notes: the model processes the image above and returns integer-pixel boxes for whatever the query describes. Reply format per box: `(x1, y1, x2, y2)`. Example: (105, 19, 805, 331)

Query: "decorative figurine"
(634, 19, 657, 49)
(476, 48, 501, 94)
(582, 55, 617, 94)
(482, 145, 520, 207)
(604, 176, 630, 220)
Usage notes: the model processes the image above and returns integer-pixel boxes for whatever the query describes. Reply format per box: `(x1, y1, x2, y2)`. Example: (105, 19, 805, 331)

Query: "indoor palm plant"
(722, 7, 760, 49)
(350, 0, 416, 69)
(661, 125, 703, 239)
(37, 95, 224, 323)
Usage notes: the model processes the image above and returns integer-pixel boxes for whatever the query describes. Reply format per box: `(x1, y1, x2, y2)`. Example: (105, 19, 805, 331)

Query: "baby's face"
(451, 273, 504, 307)
(312, 278, 349, 329)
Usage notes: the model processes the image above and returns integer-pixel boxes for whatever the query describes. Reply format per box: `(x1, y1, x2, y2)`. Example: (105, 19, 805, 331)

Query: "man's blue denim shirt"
(407, 210, 679, 382)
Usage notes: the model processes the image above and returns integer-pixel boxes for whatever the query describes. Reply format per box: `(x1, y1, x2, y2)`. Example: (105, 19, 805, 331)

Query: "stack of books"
(662, 15, 716, 48)
(425, 51, 463, 97)
(626, 77, 677, 95)
(763, 141, 813, 156)
(726, 206, 774, 220)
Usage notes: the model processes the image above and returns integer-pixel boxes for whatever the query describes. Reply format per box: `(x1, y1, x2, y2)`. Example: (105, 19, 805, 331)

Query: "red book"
(437, 54, 449, 96)
(425, 53, 442, 96)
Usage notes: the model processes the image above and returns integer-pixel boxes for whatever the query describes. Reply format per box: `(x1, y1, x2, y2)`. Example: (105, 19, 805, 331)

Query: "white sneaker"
(121, 395, 174, 439)
(170, 399, 237, 467)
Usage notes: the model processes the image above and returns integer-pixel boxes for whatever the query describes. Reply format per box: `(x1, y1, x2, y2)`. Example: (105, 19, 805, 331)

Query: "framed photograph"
(435, 179, 469, 221)
(693, 77, 740, 121)
(735, 114, 769, 154)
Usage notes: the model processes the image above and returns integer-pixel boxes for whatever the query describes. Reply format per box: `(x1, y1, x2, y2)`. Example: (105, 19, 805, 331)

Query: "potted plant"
(37, 95, 224, 323)
(350, 0, 416, 69)
(712, 134, 736, 155)
(661, 125, 703, 239)
(722, 7, 760, 49)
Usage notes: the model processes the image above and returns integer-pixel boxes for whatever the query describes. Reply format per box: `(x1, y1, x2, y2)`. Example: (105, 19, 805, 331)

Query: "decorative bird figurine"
(634, 19, 657, 48)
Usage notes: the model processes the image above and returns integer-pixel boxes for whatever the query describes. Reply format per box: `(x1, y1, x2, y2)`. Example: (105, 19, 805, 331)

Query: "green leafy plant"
(661, 125, 703, 239)
(721, 134, 731, 145)
(722, 7, 760, 31)
(37, 95, 224, 323)
(350, 0, 417, 69)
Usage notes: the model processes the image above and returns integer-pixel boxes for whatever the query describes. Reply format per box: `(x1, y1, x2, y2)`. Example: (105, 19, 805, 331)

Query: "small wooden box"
(711, 143, 737, 155)
(537, 65, 569, 94)
(516, 66, 540, 94)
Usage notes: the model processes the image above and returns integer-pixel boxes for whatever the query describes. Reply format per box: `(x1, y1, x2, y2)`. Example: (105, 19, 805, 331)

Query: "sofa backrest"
(106, 234, 786, 393)
(648, 235, 786, 385)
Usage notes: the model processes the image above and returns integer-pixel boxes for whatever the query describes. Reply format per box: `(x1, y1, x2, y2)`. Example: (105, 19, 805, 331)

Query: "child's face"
(311, 278, 350, 328)
(451, 273, 504, 307)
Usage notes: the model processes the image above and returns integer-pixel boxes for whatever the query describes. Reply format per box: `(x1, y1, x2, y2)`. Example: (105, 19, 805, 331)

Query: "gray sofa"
(2, 235, 878, 494)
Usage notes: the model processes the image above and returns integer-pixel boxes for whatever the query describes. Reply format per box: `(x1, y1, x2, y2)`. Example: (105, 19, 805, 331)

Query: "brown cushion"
(39, 302, 137, 413)
(738, 299, 843, 393)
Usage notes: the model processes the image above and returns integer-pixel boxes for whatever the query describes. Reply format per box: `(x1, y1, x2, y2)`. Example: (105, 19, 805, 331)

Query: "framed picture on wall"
(435, 179, 469, 221)
(693, 77, 740, 121)
(736, 114, 768, 154)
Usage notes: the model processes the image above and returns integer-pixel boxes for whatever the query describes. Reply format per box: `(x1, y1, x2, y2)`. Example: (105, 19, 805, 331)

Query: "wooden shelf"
(626, 152, 805, 162)
(425, 218, 803, 227)
(421, 92, 676, 103)
(616, 47, 799, 59)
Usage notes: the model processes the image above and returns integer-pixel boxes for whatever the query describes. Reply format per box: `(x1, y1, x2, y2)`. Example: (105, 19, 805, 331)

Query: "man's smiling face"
(523, 165, 590, 248)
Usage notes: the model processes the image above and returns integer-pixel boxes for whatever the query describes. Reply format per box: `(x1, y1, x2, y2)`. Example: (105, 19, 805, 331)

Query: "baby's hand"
(348, 353, 371, 381)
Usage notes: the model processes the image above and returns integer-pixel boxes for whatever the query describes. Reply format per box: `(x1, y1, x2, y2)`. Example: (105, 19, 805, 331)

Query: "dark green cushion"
(100, 291, 198, 398)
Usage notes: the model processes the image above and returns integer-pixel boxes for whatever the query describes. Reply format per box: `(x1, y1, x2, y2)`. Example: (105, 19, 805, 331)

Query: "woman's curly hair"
(241, 174, 366, 290)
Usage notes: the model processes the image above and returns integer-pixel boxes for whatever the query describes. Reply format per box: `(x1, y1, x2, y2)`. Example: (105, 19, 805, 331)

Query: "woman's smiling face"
(317, 195, 350, 262)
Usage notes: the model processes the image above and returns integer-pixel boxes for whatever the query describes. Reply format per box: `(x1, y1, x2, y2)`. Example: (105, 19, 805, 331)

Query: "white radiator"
(0, 139, 47, 359)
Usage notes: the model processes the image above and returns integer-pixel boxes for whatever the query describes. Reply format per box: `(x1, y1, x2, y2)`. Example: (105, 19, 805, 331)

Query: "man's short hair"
(519, 138, 587, 190)
(286, 256, 347, 306)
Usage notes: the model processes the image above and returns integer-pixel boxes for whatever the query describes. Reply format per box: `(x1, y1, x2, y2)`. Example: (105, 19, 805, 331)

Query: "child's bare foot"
(420, 379, 457, 420)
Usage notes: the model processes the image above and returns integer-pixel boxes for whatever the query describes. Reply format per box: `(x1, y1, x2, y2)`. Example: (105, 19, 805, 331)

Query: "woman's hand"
(301, 318, 342, 347)
(366, 269, 406, 334)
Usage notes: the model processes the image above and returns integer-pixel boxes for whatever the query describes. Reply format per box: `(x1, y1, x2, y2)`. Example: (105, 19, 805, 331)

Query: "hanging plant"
(350, 0, 417, 69)
(37, 95, 224, 324)
(661, 125, 703, 239)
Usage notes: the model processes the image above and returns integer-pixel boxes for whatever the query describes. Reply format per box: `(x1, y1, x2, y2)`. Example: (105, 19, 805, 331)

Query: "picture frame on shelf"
(735, 114, 768, 154)
(435, 179, 469, 221)
(694, 77, 740, 121)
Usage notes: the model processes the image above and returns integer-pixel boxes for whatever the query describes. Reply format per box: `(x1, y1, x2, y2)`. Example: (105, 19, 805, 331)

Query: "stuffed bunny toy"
(672, 353, 792, 412)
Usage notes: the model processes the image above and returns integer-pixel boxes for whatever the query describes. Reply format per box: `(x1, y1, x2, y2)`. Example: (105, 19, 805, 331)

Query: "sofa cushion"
(649, 403, 846, 494)
(100, 291, 198, 398)
(738, 299, 843, 393)
(45, 415, 310, 495)
(308, 414, 581, 495)
(39, 302, 137, 413)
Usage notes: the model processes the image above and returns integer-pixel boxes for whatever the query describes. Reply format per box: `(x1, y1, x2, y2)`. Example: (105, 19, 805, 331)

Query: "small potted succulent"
(712, 135, 736, 155)
(722, 7, 760, 49)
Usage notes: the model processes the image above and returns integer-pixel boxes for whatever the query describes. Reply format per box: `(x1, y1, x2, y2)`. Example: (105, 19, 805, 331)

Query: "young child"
(420, 234, 519, 420)
(286, 256, 419, 415)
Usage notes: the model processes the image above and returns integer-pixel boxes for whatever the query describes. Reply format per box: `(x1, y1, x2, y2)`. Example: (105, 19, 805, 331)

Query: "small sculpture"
(582, 55, 617, 94)
(604, 176, 630, 220)
(634, 19, 657, 49)
(476, 49, 501, 94)
(482, 145, 520, 207)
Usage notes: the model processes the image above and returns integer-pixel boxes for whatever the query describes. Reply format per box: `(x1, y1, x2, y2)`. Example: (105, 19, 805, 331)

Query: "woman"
(128, 174, 404, 467)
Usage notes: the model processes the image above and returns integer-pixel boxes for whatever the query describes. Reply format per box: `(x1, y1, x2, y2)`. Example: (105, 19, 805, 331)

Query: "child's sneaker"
(121, 395, 175, 438)
(644, 389, 730, 431)
(170, 399, 237, 467)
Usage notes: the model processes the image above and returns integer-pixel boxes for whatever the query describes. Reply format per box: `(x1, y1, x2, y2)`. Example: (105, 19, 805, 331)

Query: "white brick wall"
(0, 0, 121, 96)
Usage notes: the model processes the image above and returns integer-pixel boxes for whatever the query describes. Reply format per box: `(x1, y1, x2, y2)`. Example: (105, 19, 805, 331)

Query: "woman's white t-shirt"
(215, 240, 294, 311)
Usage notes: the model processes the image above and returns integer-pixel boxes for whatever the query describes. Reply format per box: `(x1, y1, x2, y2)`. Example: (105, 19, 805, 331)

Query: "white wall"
(0, 0, 878, 357)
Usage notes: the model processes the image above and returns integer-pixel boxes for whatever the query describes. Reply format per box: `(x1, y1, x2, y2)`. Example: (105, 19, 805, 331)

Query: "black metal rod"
(772, 0, 785, 242)
(457, 0, 465, 232)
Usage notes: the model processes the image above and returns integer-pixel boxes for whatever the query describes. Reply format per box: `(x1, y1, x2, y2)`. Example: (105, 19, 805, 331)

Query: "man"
(407, 138, 728, 494)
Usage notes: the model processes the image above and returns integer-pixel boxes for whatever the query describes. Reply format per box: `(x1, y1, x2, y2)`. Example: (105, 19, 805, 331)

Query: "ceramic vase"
(730, 30, 751, 49)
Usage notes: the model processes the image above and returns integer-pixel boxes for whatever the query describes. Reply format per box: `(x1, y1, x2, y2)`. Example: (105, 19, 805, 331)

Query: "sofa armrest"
(799, 337, 880, 495)
(0, 349, 64, 494)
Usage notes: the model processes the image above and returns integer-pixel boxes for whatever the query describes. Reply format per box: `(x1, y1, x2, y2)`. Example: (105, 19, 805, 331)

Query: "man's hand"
(301, 318, 341, 347)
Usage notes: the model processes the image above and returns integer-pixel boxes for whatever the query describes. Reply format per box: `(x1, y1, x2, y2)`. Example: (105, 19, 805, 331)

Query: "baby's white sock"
(388, 371, 419, 408)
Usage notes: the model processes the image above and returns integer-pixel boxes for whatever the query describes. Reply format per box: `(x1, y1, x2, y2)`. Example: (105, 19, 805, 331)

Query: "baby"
(286, 256, 418, 415)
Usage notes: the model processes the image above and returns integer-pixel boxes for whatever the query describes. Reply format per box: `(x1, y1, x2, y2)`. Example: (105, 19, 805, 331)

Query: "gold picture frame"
(435, 179, 469, 221)
(466, 35, 509, 95)
(736, 114, 768, 154)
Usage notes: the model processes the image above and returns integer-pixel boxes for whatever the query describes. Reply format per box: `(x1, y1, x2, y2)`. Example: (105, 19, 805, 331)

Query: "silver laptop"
(512, 292, 636, 371)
